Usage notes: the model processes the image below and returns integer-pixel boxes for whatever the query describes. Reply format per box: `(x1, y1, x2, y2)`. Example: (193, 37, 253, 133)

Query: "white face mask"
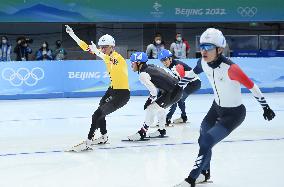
(42, 44, 47, 48)
(2, 39, 7, 44)
(155, 40, 161, 45)
(176, 37, 182, 42)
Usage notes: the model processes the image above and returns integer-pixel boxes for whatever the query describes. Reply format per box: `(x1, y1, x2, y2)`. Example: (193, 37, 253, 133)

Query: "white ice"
(0, 93, 283, 187)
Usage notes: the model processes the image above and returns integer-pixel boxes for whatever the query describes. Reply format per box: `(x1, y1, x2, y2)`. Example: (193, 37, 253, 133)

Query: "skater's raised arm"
(65, 25, 89, 52)
(88, 41, 106, 60)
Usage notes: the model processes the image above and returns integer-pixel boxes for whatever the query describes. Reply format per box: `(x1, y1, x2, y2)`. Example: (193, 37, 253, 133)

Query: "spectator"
(14, 37, 33, 61)
(53, 40, 67, 60)
(35, 41, 53, 61)
(183, 37, 191, 58)
(146, 33, 165, 59)
(0, 36, 12, 61)
(170, 33, 187, 59)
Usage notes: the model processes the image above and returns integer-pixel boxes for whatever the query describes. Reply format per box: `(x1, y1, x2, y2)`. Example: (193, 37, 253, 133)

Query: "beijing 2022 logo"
(1, 67, 45, 87)
(237, 7, 257, 17)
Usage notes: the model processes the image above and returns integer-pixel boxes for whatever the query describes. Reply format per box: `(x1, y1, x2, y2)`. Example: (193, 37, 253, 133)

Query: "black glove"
(144, 95, 156, 110)
(263, 105, 275, 121)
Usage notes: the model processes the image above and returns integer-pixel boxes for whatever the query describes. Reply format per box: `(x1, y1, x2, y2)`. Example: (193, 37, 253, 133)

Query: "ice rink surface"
(0, 93, 283, 187)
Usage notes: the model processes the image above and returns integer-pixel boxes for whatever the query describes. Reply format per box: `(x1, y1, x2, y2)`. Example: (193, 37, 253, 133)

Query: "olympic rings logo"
(1, 67, 45, 87)
(237, 7, 257, 17)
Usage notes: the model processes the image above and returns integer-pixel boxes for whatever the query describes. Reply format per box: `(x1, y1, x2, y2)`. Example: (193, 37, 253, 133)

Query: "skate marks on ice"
(121, 135, 169, 142)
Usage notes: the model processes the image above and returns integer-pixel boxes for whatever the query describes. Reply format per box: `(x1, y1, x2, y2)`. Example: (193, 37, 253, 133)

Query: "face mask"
(155, 40, 161, 45)
(176, 37, 182, 42)
(2, 39, 7, 44)
(42, 44, 47, 48)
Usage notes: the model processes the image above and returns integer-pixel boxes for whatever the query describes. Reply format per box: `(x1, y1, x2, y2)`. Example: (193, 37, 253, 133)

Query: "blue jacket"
(0, 44, 11, 61)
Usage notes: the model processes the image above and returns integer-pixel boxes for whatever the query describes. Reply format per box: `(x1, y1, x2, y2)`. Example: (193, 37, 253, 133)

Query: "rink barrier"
(0, 58, 284, 100)
(1, 137, 284, 157)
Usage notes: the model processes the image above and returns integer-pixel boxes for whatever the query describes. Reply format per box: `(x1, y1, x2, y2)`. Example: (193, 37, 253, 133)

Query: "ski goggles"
(99, 45, 110, 49)
(200, 43, 216, 51)
(160, 56, 172, 62)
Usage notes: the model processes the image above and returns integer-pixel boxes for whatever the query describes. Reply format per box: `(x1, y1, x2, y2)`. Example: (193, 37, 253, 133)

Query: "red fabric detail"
(183, 39, 190, 51)
(228, 64, 254, 89)
(176, 64, 185, 78)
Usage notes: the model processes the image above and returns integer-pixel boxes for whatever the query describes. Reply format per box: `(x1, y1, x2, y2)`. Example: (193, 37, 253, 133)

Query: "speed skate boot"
(165, 118, 171, 126)
(69, 139, 92, 152)
(127, 129, 147, 141)
(128, 123, 149, 141)
(173, 115, 188, 124)
(91, 134, 108, 145)
(196, 169, 210, 183)
(173, 176, 196, 187)
(148, 129, 166, 138)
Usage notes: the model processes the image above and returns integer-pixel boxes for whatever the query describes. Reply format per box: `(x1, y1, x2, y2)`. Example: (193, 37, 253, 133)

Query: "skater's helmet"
(200, 28, 226, 48)
(98, 34, 115, 46)
(158, 49, 173, 61)
(130, 52, 148, 63)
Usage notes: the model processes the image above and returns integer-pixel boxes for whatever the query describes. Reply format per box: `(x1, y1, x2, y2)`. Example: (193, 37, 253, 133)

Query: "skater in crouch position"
(127, 52, 183, 141)
(66, 25, 130, 152)
(158, 49, 201, 125)
(174, 28, 275, 187)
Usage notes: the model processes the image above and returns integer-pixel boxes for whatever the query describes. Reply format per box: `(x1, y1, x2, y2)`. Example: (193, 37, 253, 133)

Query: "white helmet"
(98, 34, 115, 46)
(200, 28, 226, 48)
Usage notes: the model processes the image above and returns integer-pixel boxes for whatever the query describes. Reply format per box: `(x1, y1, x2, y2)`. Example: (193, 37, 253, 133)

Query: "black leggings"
(189, 101, 246, 179)
(88, 88, 130, 139)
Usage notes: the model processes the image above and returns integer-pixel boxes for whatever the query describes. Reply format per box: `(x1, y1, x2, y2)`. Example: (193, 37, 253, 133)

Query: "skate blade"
(147, 135, 169, 138)
(64, 147, 93, 153)
(172, 121, 190, 125)
(121, 138, 150, 142)
(196, 180, 213, 185)
(91, 142, 110, 146)
(151, 122, 189, 128)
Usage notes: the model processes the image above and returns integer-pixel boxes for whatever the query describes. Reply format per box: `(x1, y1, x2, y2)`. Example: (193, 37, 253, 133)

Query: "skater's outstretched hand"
(89, 41, 100, 54)
(263, 105, 275, 121)
(89, 41, 105, 58)
(65, 25, 74, 34)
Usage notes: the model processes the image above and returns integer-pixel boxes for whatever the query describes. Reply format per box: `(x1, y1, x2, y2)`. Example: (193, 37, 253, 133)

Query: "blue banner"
(0, 0, 283, 22)
(0, 61, 111, 98)
(1, 58, 284, 99)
